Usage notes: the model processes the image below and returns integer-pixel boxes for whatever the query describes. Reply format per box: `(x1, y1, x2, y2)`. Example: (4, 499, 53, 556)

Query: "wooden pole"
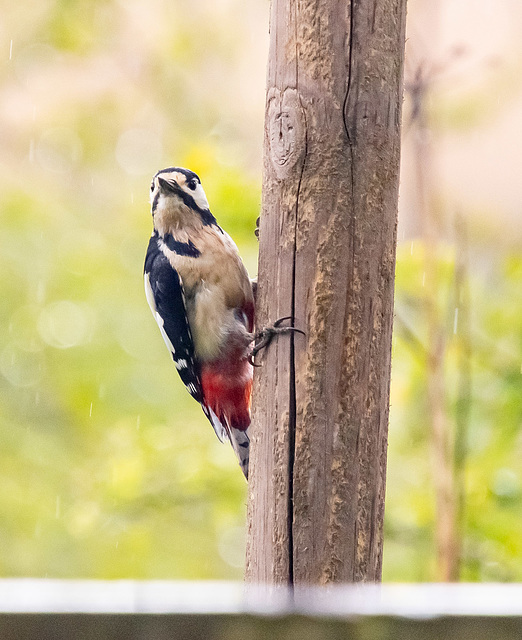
(246, 0, 407, 585)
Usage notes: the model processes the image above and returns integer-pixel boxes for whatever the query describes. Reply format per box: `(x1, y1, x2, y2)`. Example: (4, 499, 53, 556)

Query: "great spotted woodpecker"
(144, 167, 254, 478)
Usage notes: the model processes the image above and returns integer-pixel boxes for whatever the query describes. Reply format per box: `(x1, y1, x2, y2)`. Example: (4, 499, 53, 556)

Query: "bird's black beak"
(158, 176, 179, 195)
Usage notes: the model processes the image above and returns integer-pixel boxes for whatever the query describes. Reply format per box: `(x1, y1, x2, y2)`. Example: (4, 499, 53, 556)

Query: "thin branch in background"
(394, 308, 428, 360)
(404, 47, 467, 134)
(453, 213, 472, 573)
(406, 58, 461, 582)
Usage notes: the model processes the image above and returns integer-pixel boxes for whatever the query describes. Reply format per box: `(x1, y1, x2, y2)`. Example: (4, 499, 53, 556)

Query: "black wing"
(144, 233, 203, 403)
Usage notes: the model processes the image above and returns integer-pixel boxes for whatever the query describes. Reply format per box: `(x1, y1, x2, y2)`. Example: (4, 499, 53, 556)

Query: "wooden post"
(246, 0, 407, 585)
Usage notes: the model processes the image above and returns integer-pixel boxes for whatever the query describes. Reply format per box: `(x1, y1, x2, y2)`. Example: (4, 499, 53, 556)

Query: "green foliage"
(0, 172, 253, 579)
(0, 0, 264, 579)
(385, 247, 522, 581)
(1, 0, 520, 582)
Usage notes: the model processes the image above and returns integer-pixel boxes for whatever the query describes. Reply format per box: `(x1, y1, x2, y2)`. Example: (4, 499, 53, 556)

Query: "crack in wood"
(288, 91, 308, 586)
(246, 0, 406, 587)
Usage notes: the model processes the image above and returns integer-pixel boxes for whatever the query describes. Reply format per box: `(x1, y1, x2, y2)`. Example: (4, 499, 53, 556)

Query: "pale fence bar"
(1, 581, 522, 639)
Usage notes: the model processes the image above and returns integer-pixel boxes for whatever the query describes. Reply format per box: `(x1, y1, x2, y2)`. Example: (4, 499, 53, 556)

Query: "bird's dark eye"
(187, 179, 197, 191)
(150, 181, 155, 192)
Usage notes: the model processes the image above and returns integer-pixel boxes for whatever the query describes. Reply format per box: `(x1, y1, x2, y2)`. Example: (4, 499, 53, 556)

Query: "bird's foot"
(248, 317, 304, 366)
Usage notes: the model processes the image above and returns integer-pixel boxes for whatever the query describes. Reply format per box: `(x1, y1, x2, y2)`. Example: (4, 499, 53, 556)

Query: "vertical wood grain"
(246, 0, 407, 585)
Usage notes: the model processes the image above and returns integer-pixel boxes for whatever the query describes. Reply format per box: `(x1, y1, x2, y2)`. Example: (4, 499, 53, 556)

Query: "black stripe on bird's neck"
(162, 233, 201, 258)
(175, 190, 218, 227)
(198, 208, 219, 228)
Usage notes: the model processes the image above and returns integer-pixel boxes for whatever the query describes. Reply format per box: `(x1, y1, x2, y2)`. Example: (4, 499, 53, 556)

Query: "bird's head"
(150, 167, 216, 233)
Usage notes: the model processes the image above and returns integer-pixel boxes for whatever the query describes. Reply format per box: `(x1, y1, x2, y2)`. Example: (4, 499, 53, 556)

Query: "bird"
(144, 167, 255, 478)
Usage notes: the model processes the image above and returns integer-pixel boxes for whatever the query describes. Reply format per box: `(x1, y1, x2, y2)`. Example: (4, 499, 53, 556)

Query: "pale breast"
(160, 225, 253, 361)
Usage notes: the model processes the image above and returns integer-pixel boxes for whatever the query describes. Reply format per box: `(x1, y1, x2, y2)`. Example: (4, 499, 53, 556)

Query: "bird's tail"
(227, 426, 250, 479)
(200, 362, 252, 479)
(203, 406, 250, 479)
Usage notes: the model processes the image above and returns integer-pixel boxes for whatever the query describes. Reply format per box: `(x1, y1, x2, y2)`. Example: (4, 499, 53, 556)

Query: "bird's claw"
(248, 316, 305, 365)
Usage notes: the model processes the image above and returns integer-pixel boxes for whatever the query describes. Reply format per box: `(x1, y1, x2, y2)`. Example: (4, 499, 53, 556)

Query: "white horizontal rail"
(0, 580, 522, 617)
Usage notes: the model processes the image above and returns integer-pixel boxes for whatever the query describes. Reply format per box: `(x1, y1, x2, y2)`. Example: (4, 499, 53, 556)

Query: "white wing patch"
(155, 312, 176, 355)
(144, 272, 156, 312)
(144, 272, 176, 356)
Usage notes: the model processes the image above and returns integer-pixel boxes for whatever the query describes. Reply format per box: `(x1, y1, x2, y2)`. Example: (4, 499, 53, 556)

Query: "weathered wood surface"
(246, 0, 407, 584)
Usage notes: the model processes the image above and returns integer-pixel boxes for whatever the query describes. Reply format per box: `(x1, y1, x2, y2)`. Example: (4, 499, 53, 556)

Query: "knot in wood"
(267, 88, 305, 180)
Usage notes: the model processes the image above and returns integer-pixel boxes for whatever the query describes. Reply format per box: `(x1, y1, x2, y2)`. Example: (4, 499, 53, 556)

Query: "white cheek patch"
(192, 183, 210, 211)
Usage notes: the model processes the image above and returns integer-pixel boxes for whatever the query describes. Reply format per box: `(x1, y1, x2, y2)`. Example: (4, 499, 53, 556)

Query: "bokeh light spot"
(36, 126, 83, 173)
(116, 128, 162, 175)
(37, 300, 92, 349)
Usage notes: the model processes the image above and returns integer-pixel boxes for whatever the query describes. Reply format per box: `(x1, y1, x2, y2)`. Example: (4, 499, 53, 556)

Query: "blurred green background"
(0, 0, 521, 581)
